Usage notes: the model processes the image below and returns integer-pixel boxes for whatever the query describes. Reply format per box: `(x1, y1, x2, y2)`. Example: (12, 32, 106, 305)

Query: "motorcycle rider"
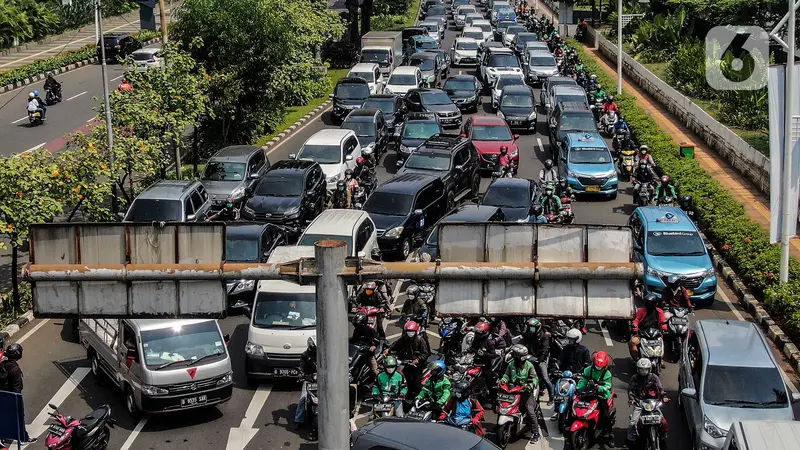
(557, 328, 592, 374)
(540, 183, 563, 218)
(500, 344, 542, 444)
(661, 275, 694, 317)
(576, 351, 615, 440)
(440, 380, 486, 435)
(634, 145, 656, 167)
(27, 92, 44, 120)
(654, 175, 677, 205)
(350, 312, 382, 377)
(295, 337, 317, 429)
(626, 358, 670, 447)
(538, 159, 558, 185)
(1, 344, 36, 443)
(417, 360, 451, 414)
(372, 356, 408, 417)
(592, 84, 607, 103)
(630, 294, 667, 361)
(556, 178, 575, 201)
(345, 168, 359, 205)
(350, 281, 390, 338)
(384, 321, 430, 392)
(602, 95, 619, 115)
(497, 146, 513, 176)
(587, 74, 599, 92)
(44, 72, 61, 102)
(613, 114, 629, 135)
(489, 316, 511, 348)
(117, 78, 133, 92)
(632, 161, 658, 203)
(522, 318, 554, 405)
(530, 204, 548, 223)
(330, 179, 350, 209)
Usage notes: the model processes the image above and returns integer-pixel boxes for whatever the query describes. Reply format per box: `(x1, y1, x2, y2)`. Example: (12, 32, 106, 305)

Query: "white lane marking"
(119, 416, 149, 450)
(526, 402, 565, 450)
(598, 320, 613, 347)
(226, 383, 273, 450)
(24, 142, 46, 153)
(12, 116, 28, 124)
(111, 74, 125, 82)
(66, 91, 87, 101)
(266, 106, 332, 155)
(13, 319, 50, 344)
(27, 368, 91, 439)
(86, 117, 96, 123)
(387, 331, 402, 340)
(536, 137, 545, 153)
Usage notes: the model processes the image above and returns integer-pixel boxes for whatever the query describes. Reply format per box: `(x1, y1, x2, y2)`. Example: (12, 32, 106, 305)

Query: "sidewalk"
(0, 2, 176, 71)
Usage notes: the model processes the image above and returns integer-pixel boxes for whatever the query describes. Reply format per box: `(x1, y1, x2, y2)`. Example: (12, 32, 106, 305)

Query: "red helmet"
(474, 321, 490, 335)
(404, 320, 420, 332)
(661, 175, 670, 184)
(357, 156, 365, 164)
(593, 351, 611, 369)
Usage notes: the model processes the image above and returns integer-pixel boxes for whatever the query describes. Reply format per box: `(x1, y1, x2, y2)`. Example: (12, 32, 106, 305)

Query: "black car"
(341, 108, 390, 158)
(498, 85, 537, 132)
(416, 204, 506, 261)
(405, 88, 462, 128)
(420, 0, 444, 19)
(362, 94, 406, 132)
(408, 52, 442, 88)
(243, 160, 326, 225)
(331, 77, 370, 124)
(225, 223, 291, 311)
(477, 177, 541, 222)
(402, 27, 429, 47)
(97, 32, 142, 61)
(548, 101, 597, 150)
(364, 173, 447, 260)
(396, 133, 481, 210)
(426, 48, 451, 79)
(442, 75, 482, 113)
(394, 112, 443, 164)
(495, 20, 517, 41)
(513, 32, 540, 56)
(352, 419, 501, 450)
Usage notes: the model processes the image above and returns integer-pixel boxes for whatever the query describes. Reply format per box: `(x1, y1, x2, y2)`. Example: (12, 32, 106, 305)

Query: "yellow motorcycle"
(619, 149, 636, 181)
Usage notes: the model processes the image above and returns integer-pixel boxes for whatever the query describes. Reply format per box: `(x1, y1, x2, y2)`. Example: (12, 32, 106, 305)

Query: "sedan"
(450, 37, 479, 67)
(362, 94, 406, 132)
(443, 75, 482, 113)
(462, 115, 520, 170)
(131, 47, 163, 72)
(491, 73, 526, 111)
(477, 178, 541, 222)
(405, 88, 462, 128)
(497, 85, 537, 132)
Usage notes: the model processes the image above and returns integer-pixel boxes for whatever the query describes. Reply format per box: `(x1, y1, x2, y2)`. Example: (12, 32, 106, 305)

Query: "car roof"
(442, 205, 503, 222)
(418, 133, 468, 152)
(470, 114, 508, 126)
(410, 87, 446, 95)
(393, 66, 420, 75)
(420, 20, 440, 26)
(527, 49, 555, 57)
(445, 74, 479, 82)
(486, 177, 532, 191)
(304, 128, 354, 145)
(350, 63, 379, 72)
(379, 173, 441, 194)
(557, 101, 592, 112)
(268, 159, 316, 173)
(412, 35, 437, 42)
(209, 145, 262, 161)
(132, 47, 159, 55)
(564, 132, 608, 149)
(344, 108, 381, 120)
(337, 77, 369, 86)
(553, 85, 587, 95)
(472, 19, 491, 25)
(636, 206, 697, 232)
(137, 180, 200, 199)
(454, 37, 478, 43)
(488, 47, 515, 54)
(304, 209, 371, 237)
(355, 419, 494, 449)
(462, 27, 482, 32)
(697, 320, 776, 368)
(501, 85, 534, 95)
(548, 76, 576, 84)
(226, 223, 269, 240)
(410, 52, 438, 60)
(367, 94, 400, 101)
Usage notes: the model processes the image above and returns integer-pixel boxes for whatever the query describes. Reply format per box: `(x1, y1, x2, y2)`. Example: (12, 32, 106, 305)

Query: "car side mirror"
(680, 387, 697, 400)
(357, 250, 366, 258)
(187, 214, 197, 221)
(249, 173, 259, 180)
(289, 153, 297, 160)
(513, 134, 520, 140)
(346, 154, 354, 161)
(413, 208, 424, 216)
(329, 93, 334, 99)
(455, 164, 464, 171)
(223, 334, 231, 345)
(792, 392, 800, 404)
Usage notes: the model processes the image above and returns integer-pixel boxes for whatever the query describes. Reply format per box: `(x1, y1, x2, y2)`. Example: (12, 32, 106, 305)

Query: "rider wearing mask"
(498, 145, 512, 173)
(522, 318, 554, 405)
(661, 275, 694, 313)
(540, 183, 563, 217)
(592, 84, 607, 102)
(556, 178, 574, 201)
(295, 337, 318, 429)
(350, 281, 390, 338)
(439, 380, 486, 435)
(385, 321, 430, 390)
(557, 328, 592, 374)
(576, 351, 615, 440)
(331, 179, 349, 208)
(634, 145, 655, 167)
(630, 294, 667, 361)
(417, 360, 452, 413)
(654, 175, 677, 204)
(401, 284, 427, 316)
(345, 168, 359, 192)
(587, 74, 598, 91)
(372, 356, 408, 417)
(633, 161, 657, 186)
(489, 316, 511, 348)
(602, 96, 619, 115)
(538, 159, 558, 185)
(531, 204, 547, 223)
(350, 312, 382, 377)
(626, 358, 669, 445)
(117, 78, 133, 92)
(500, 344, 542, 444)
(613, 114, 629, 134)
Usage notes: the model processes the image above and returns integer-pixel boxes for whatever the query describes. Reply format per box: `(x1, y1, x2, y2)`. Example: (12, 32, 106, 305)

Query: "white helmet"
(636, 357, 652, 376)
(590, 74, 597, 80)
(29, 92, 35, 99)
(566, 328, 582, 343)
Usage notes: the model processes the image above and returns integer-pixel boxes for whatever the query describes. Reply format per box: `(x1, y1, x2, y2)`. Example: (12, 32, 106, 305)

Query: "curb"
(0, 310, 35, 342)
(260, 100, 332, 152)
(0, 38, 161, 95)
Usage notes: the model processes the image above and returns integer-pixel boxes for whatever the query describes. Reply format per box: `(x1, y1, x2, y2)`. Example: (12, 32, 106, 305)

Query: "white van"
(244, 245, 317, 382)
(81, 318, 233, 419)
(723, 421, 800, 450)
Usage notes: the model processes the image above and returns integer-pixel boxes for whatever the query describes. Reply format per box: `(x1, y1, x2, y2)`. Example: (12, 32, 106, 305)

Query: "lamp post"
(616, 0, 646, 95)
(95, 0, 117, 215)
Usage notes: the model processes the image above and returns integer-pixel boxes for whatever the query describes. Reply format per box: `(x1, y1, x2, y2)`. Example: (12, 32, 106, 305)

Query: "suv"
(201, 145, 270, 209)
(540, 75, 579, 108)
(341, 108, 390, 158)
(394, 112, 443, 164)
(558, 132, 618, 197)
(547, 85, 589, 122)
(548, 101, 597, 150)
(396, 133, 481, 210)
(364, 173, 447, 259)
(362, 94, 407, 132)
(347, 63, 385, 95)
(416, 205, 506, 261)
(292, 129, 361, 191)
(450, 37, 479, 67)
(331, 77, 371, 124)
(523, 49, 558, 84)
(123, 180, 210, 222)
(386, 66, 423, 96)
(243, 159, 327, 225)
(461, 115, 520, 171)
(408, 52, 442, 88)
(405, 88, 462, 128)
(298, 209, 379, 259)
(480, 47, 522, 86)
(97, 32, 142, 62)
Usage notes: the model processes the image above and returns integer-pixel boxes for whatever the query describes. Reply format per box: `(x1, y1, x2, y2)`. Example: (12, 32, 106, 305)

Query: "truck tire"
(89, 349, 103, 380)
(125, 385, 143, 421)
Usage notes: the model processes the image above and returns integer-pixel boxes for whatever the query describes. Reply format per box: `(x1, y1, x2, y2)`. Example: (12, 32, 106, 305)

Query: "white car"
(131, 47, 163, 72)
(455, 5, 477, 28)
(450, 37, 479, 66)
(491, 73, 526, 110)
(481, 48, 522, 85)
(291, 129, 361, 190)
(461, 26, 485, 42)
(347, 63, 385, 95)
(384, 66, 423, 96)
(298, 209, 379, 259)
(419, 21, 442, 45)
(471, 20, 494, 42)
(503, 25, 527, 47)
(464, 14, 485, 29)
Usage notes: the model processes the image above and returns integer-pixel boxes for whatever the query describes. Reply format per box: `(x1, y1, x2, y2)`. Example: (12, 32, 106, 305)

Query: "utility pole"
(158, 0, 168, 45)
(96, 0, 117, 216)
(779, 0, 797, 283)
(617, 0, 623, 95)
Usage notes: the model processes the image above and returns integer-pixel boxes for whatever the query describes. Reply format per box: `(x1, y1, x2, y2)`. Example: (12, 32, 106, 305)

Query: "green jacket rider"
(654, 176, 677, 202)
(417, 360, 451, 407)
(372, 356, 408, 397)
(593, 87, 607, 102)
(576, 362, 613, 400)
(500, 358, 538, 391)
(540, 183, 563, 216)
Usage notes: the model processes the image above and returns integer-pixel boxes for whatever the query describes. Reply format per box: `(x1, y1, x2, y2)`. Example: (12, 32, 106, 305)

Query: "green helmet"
(384, 355, 398, 368)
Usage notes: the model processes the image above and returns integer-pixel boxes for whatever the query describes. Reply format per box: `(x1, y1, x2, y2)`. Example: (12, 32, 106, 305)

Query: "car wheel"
(446, 190, 455, 211)
(90, 349, 102, 379)
(125, 385, 143, 420)
(470, 174, 480, 197)
(400, 238, 411, 260)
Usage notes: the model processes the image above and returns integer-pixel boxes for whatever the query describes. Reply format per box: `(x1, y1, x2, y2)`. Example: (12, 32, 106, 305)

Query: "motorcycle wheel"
(652, 358, 661, 375)
(97, 425, 111, 449)
(570, 427, 590, 450)
(557, 412, 567, 434)
(496, 422, 512, 448)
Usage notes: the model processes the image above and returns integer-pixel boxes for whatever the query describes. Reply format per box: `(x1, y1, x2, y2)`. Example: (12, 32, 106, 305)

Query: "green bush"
(0, 282, 31, 327)
(666, 39, 712, 99)
(629, 8, 687, 61)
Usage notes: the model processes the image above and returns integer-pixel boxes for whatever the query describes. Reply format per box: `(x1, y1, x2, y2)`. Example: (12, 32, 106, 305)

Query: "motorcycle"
(448, 351, 489, 401)
(370, 393, 403, 419)
(634, 181, 654, 207)
(491, 163, 515, 181)
(349, 341, 384, 390)
(589, 99, 603, 123)
(638, 328, 665, 375)
(619, 149, 637, 181)
(44, 403, 116, 450)
(679, 195, 696, 222)
(406, 398, 438, 422)
(352, 185, 367, 209)
(437, 317, 465, 362)
(303, 374, 319, 439)
(631, 397, 667, 450)
(441, 408, 486, 436)
(350, 305, 384, 332)
(612, 128, 629, 152)
(551, 370, 580, 433)
(407, 280, 436, 321)
(28, 110, 44, 126)
(656, 195, 676, 207)
(495, 382, 538, 448)
(569, 383, 616, 450)
(45, 86, 63, 105)
(600, 112, 618, 136)
(666, 306, 690, 362)
(331, 189, 348, 208)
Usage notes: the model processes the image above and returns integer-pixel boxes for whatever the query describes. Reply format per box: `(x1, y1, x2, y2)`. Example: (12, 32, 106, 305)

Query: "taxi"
(558, 132, 618, 198)
(629, 206, 717, 304)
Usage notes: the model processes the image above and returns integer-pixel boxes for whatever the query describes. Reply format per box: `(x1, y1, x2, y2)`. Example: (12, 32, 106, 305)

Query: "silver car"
(523, 50, 558, 84)
(201, 145, 270, 208)
(679, 320, 800, 450)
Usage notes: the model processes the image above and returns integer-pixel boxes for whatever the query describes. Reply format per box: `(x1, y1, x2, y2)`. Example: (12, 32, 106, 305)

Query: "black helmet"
(667, 275, 681, 287)
(352, 311, 368, 327)
(307, 336, 317, 353)
(336, 180, 346, 190)
(680, 195, 693, 207)
(5, 343, 22, 360)
(453, 380, 471, 401)
(511, 343, 529, 363)
(532, 204, 543, 216)
(526, 317, 542, 335)
(544, 159, 553, 169)
(345, 168, 354, 179)
(644, 293, 659, 308)
(639, 161, 648, 169)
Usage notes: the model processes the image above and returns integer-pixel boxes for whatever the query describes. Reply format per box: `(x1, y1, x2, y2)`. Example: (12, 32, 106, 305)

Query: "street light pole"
(96, 0, 117, 216)
(779, 0, 797, 283)
(617, 0, 623, 95)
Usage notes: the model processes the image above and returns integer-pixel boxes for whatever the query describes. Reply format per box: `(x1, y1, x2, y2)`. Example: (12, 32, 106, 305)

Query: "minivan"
(416, 205, 506, 261)
(558, 132, 618, 197)
(123, 180, 211, 222)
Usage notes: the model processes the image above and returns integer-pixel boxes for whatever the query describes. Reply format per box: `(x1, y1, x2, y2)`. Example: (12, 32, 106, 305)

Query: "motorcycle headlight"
(245, 341, 264, 356)
(217, 371, 233, 385)
(703, 415, 727, 439)
(231, 279, 255, 294)
(643, 399, 662, 411)
(556, 379, 572, 395)
(497, 110, 505, 119)
(142, 384, 169, 396)
(385, 226, 404, 238)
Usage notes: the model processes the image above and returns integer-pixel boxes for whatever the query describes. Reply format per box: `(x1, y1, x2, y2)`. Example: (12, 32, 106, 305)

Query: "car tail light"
(114, 45, 121, 49)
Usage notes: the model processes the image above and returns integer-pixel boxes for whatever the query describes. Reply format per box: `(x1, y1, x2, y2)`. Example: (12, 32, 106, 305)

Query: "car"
(497, 84, 537, 132)
(292, 129, 362, 190)
(298, 209, 379, 259)
(629, 206, 718, 303)
(123, 180, 210, 222)
(131, 47, 163, 72)
(385, 66, 424, 96)
(426, 15, 448, 39)
(419, 21, 443, 45)
(243, 160, 327, 225)
(523, 49, 559, 84)
(425, 48, 451, 79)
(362, 94, 407, 132)
(331, 77, 370, 124)
(477, 41, 506, 68)
(97, 32, 141, 62)
(451, 0, 471, 13)
(679, 320, 800, 450)
(494, 7, 516, 25)
(450, 37, 480, 66)
(408, 52, 442, 88)
(455, 5, 478, 29)
(396, 133, 481, 210)
(540, 75, 579, 107)
(402, 26, 429, 48)
(503, 25, 528, 47)
(513, 33, 541, 56)
(341, 108, 390, 158)
(491, 73, 526, 110)
(477, 177, 541, 222)
(462, 115, 521, 171)
(201, 145, 270, 209)
(421, 0, 444, 18)
(394, 112, 443, 164)
(558, 132, 618, 197)
(347, 63, 386, 95)
(523, 40, 550, 54)
(405, 88, 462, 128)
(547, 85, 589, 122)
(442, 75, 482, 113)
(494, 20, 517, 41)
(426, 5, 447, 23)
(225, 223, 291, 310)
(351, 418, 503, 450)
(470, 19, 494, 42)
(405, 35, 439, 58)
(461, 27, 486, 42)
(548, 101, 598, 149)
(481, 47, 522, 86)
(416, 204, 506, 261)
(364, 173, 447, 259)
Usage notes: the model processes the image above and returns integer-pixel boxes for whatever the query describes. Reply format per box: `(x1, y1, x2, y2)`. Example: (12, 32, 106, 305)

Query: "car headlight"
(646, 267, 669, 279)
(385, 226, 404, 238)
(229, 186, 247, 200)
(465, 95, 477, 102)
(425, 74, 435, 82)
(245, 341, 264, 356)
(217, 371, 233, 385)
(142, 384, 169, 396)
(527, 111, 536, 120)
(566, 169, 576, 178)
(231, 279, 255, 294)
(284, 206, 301, 219)
(420, 252, 432, 262)
(510, 149, 518, 157)
(400, 144, 411, 153)
(702, 268, 715, 278)
(327, 175, 338, 183)
(487, 68, 497, 74)
(497, 110, 505, 119)
(703, 415, 727, 439)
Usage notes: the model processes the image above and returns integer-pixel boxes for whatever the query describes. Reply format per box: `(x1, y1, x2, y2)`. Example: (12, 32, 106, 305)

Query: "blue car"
(406, 35, 439, 59)
(629, 206, 717, 304)
(558, 132, 618, 198)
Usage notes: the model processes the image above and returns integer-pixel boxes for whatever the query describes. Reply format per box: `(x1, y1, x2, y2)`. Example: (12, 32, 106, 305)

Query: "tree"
(55, 136, 114, 221)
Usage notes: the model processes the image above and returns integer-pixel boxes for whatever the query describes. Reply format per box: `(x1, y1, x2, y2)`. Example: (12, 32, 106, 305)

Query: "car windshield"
(226, 238, 259, 262)
(416, 39, 438, 49)
(483, 184, 529, 207)
(298, 234, 353, 253)
(422, 23, 439, 33)
(133, 52, 155, 61)
(516, 35, 538, 46)
(456, 40, 479, 50)
(489, 54, 519, 67)
(252, 291, 317, 329)
(254, 174, 303, 197)
(350, 71, 374, 82)
(458, 7, 476, 14)
(568, 147, 611, 164)
(555, 94, 586, 105)
(428, 6, 446, 15)
(704, 365, 788, 408)
(363, 99, 395, 114)
(202, 161, 247, 182)
(420, 91, 453, 105)
(361, 49, 389, 64)
(298, 144, 341, 164)
(363, 192, 414, 216)
(463, 31, 484, 40)
(475, 24, 492, 33)
(141, 321, 226, 370)
(506, 26, 527, 35)
(471, 124, 512, 141)
(403, 122, 441, 139)
(530, 55, 556, 66)
(126, 199, 182, 222)
(389, 74, 417, 85)
(336, 83, 369, 99)
(410, 58, 436, 71)
(646, 231, 707, 256)
(559, 114, 597, 131)
(501, 94, 534, 108)
(444, 79, 476, 91)
(405, 153, 450, 171)
(496, 76, 525, 90)
(342, 120, 376, 138)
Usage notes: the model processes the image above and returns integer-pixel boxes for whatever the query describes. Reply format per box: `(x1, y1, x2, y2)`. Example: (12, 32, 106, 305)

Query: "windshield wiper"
(155, 359, 189, 370)
(653, 252, 701, 256)
(187, 352, 223, 366)
(714, 399, 773, 407)
(290, 324, 317, 330)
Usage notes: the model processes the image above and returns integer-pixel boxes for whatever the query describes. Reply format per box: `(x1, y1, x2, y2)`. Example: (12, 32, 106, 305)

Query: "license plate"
(510, 120, 521, 125)
(552, 395, 567, 402)
(275, 368, 299, 377)
(498, 393, 516, 402)
(586, 186, 601, 192)
(374, 403, 394, 412)
(671, 317, 689, 324)
(641, 414, 661, 425)
(307, 383, 318, 390)
(407, 411, 427, 420)
(48, 424, 66, 436)
(181, 395, 208, 407)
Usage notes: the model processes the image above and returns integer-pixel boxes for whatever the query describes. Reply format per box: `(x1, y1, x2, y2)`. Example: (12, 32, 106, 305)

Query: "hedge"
(568, 39, 800, 337)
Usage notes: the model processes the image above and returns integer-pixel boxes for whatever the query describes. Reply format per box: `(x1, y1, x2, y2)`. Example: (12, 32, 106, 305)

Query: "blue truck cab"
(406, 35, 439, 58)
(558, 132, 618, 198)
(629, 206, 717, 304)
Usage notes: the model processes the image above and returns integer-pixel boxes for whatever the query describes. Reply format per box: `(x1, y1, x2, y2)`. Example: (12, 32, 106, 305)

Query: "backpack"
(0, 360, 10, 391)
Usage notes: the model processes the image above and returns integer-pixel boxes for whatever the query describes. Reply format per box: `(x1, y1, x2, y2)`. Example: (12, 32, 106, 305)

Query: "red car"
(461, 115, 520, 170)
